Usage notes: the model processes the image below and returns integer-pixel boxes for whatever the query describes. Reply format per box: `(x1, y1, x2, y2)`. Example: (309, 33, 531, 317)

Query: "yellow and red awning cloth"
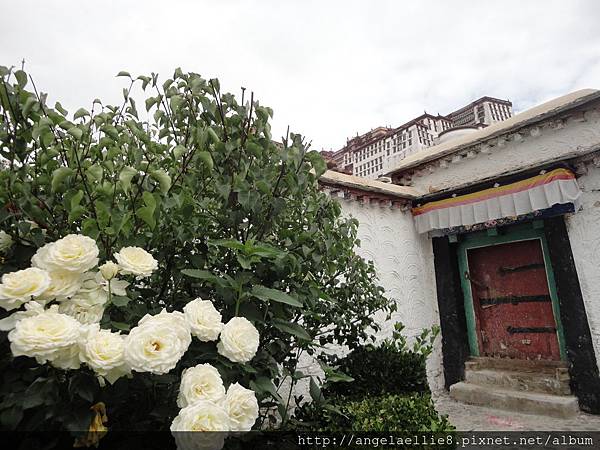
(412, 168, 581, 234)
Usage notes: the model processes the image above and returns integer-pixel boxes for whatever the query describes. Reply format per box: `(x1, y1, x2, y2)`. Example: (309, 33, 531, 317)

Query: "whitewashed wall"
(294, 196, 444, 401)
(403, 109, 600, 195)
(565, 163, 600, 372)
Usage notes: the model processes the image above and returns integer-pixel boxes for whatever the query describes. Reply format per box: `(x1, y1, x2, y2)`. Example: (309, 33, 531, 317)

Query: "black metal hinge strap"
(498, 263, 545, 274)
(507, 326, 556, 334)
(479, 294, 551, 306)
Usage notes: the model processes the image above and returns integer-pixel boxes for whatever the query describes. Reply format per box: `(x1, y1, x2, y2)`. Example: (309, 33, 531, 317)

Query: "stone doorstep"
(465, 368, 571, 396)
(465, 356, 569, 373)
(449, 382, 579, 419)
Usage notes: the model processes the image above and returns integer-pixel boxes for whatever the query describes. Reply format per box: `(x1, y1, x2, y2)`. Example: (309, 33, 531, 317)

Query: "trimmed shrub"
(325, 342, 429, 398)
(348, 394, 454, 432)
(291, 324, 452, 432)
(324, 323, 438, 398)
(293, 393, 453, 432)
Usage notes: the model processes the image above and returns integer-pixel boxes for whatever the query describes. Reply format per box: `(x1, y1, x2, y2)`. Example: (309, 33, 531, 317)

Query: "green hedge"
(292, 324, 453, 432)
(295, 393, 453, 432)
(324, 341, 429, 399)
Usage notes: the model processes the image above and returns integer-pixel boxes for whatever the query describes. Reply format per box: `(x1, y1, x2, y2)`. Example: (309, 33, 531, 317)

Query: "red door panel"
(466, 239, 561, 360)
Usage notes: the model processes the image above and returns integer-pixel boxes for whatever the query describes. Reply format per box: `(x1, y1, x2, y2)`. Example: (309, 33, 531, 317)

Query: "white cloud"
(1, 0, 599, 150)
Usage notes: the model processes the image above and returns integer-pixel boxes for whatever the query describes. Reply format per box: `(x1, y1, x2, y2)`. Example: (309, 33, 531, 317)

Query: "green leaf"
(51, 167, 74, 192)
(54, 101, 68, 116)
(111, 296, 131, 307)
(137, 75, 151, 90)
(197, 151, 213, 171)
(73, 108, 90, 120)
(170, 94, 184, 111)
(250, 377, 282, 401)
(209, 239, 246, 251)
(22, 96, 36, 117)
(86, 164, 103, 182)
(306, 150, 327, 177)
(325, 371, 354, 383)
(150, 169, 171, 193)
(181, 269, 218, 282)
(173, 144, 186, 160)
(68, 190, 86, 222)
(116, 71, 131, 78)
(67, 126, 83, 140)
(309, 377, 322, 404)
(14, 70, 27, 88)
(237, 254, 253, 269)
(251, 285, 302, 307)
(111, 321, 130, 331)
(69, 373, 96, 402)
(136, 191, 157, 229)
(82, 218, 99, 239)
(272, 318, 312, 341)
(119, 166, 137, 193)
(207, 128, 219, 144)
(145, 96, 158, 112)
(68, 205, 86, 222)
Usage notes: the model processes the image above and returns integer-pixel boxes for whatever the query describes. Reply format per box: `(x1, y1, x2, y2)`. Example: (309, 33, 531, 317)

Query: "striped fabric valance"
(412, 168, 581, 234)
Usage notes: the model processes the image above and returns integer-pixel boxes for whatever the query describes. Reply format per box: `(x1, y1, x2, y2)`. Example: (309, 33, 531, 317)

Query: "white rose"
(217, 317, 259, 363)
(58, 301, 105, 325)
(177, 363, 226, 408)
(37, 270, 82, 302)
(183, 298, 223, 342)
(0, 302, 44, 331)
(171, 400, 230, 434)
(171, 401, 229, 450)
(99, 261, 119, 281)
(79, 324, 129, 384)
(32, 234, 99, 273)
(224, 383, 259, 432)
(8, 305, 82, 369)
(124, 310, 191, 374)
(114, 247, 158, 278)
(0, 267, 51, 311)
(0, 230, 13, 253)
(137, 309, 191, 341)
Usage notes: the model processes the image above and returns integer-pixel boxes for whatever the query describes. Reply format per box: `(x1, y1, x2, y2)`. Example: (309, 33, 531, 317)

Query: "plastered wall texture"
(565, 164, 600, 372)
(404, 110, 600, 196)
(292, 197, 444, 404)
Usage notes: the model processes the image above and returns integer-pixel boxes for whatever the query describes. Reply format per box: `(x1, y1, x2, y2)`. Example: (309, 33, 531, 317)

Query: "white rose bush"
(0, 66, 394, 446)
(0, 232, 262, 447)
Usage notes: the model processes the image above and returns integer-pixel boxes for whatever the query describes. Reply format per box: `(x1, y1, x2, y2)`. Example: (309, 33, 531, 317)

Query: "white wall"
(293, 196, 444, 402)
(405, 109, 600, 195)
(565, 163, 600, 372)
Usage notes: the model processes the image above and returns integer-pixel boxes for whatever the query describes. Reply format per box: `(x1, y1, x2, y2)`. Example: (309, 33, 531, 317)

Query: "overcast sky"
(2, 0, 600, 151)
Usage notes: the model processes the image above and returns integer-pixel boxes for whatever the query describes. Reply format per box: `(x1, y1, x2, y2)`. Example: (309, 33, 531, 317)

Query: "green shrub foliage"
(348, 394, 454, 432)
(292, 323, 448, 432)
(325, 323, 439, 398)
(0, 65, 396, 432)
(295, 393, 453, 433)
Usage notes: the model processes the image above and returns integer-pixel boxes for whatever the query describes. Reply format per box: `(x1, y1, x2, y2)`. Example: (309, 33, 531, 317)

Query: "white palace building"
(312, 89, 600, 418)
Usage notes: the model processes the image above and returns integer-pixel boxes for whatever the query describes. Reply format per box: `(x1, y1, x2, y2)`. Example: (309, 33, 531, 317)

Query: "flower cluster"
(0, 234, 157, 379)
(171, 363, 259, 448)
(0, 234, 148, 320)
(0, 232, 263, 437)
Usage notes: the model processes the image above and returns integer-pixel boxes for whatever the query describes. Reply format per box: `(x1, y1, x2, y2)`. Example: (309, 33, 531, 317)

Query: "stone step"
(465, 368, 571, 395)
(465, 356, 569, 374)
(449, 382, 579, 418)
